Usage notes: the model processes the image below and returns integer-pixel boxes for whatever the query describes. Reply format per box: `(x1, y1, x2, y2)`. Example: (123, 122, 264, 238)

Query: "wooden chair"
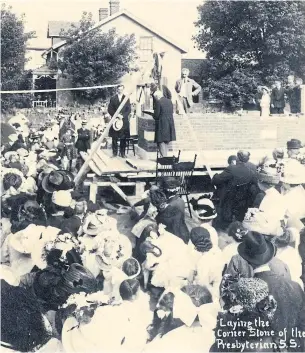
(172, 154, 197, 218)
(155, 149, 181, 182)
(125, 135, 138, 156)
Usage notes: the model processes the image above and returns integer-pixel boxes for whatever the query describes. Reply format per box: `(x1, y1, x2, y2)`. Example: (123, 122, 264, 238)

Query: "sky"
(4, 0, 206, 69)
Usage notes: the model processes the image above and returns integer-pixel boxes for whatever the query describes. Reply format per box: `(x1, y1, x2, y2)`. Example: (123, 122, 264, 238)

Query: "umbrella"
(8, 113, 29, 126)
(1, 123, 16, 145)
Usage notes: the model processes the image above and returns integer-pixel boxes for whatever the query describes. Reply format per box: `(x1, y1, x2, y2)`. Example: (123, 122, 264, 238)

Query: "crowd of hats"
(1, 110, 305, 353)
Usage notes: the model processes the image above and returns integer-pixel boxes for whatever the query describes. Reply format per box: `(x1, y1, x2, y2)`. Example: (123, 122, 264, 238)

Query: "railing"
(32, 100, 56, 108)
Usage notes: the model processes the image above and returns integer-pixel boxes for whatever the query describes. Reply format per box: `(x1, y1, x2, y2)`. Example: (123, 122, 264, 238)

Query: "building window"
(139, 36, 153, 62)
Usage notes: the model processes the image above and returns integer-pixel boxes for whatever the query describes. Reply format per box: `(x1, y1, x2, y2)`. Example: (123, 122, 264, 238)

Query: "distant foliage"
(57, 12, 138, 103)
(194, 1, 305, 109)
(1, 4, 35, 112)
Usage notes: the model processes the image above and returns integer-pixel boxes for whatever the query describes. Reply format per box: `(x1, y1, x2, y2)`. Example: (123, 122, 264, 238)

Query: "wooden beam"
(74, 58, 155, 185)
(84, 181, 136, 187)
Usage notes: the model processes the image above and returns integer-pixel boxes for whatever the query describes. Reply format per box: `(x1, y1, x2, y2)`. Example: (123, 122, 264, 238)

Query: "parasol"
(1, 123, 16, 145)
(7, 113, 29, 126)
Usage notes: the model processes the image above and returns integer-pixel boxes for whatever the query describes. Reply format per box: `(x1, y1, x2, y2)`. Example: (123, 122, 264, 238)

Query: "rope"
(0, 84, 119, 94)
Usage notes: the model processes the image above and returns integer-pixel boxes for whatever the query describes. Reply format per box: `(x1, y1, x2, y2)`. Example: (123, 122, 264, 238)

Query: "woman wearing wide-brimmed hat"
(211, 276, 278, 352)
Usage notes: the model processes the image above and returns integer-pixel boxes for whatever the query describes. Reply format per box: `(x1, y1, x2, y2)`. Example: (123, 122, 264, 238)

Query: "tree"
(1, 4, 35, 112)
(194, 1, 305, 109)
(57, 12, 138, 103)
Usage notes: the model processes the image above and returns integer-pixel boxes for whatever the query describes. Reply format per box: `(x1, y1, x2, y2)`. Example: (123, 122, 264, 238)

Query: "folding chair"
(155, 149, 181, 183)
(173, 154, 197, 218)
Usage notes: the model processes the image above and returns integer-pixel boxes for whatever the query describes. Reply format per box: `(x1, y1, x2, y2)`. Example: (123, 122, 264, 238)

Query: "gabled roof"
(42, 9, 187, 56)
(47, 21, 78, 38)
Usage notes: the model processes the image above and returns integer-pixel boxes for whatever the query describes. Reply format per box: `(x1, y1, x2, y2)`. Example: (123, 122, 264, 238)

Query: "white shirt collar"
(253, 264, 270, 274)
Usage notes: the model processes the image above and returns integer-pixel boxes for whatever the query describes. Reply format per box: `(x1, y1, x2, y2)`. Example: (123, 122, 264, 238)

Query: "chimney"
(99, 8, 108, 21)
(109, 0, 120, 16)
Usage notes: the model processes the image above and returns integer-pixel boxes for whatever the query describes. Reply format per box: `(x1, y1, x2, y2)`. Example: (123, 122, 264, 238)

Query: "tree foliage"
(57, 12, 138, 103)
(194, 1, 305, 109)
(1, 4, 35, 112)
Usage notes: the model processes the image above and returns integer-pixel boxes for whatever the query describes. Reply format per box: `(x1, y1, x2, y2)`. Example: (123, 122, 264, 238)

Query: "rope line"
(0, 84, 120, 94)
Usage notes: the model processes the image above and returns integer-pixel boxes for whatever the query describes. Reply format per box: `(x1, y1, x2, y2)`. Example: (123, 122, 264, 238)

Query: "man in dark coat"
(108, 84, 131, 158)
(271, 81, 285, 114)
(212, 150, 257, 226)
(75, 120, 91, 153)
(153, 90, 176, 157)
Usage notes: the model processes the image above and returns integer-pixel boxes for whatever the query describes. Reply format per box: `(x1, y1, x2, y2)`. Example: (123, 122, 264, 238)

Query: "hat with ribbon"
(96, 235, 132, 271)
(242, 208, 280, 236)
(82, 214, 104, 236)
(192, 197, 217, 220)
(16, 148, 29, 158)
(238, 231, 275, 266)
(42, 170, 74, 193)
(257, 160, 281, 185)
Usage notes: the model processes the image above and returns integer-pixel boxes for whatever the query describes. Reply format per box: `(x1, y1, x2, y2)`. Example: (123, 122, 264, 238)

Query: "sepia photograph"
(1, 0, 305, 352)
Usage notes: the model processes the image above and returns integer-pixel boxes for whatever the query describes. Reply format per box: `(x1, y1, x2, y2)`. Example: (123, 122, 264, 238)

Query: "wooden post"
(74, 58, 155, 185)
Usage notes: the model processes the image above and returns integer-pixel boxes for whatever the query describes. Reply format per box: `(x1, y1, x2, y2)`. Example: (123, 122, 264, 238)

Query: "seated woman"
(61, 278, 152, 353)
(189, 227, 224, 300)
(140, 224, 194, 290)
(150, 188, 190, 244)
(1, 279, 62, 352)
(145, 285, 219, 353)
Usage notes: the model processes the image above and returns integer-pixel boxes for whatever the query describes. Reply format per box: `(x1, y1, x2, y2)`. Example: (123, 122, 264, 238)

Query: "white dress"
(192, 246, 224, 300)
(62, 292, 152, 353)
(276, 246, 303, 288)
(145, 230, 195, 289)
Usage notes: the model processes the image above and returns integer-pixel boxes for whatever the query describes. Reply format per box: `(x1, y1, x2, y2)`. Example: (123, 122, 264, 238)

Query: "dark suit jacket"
(255, 271, 305, 351)
(271, 87, 285, 108)
(153, 97, 176, 143)
(75, 128, 91, 152)
(108, 94, 131, 138)
(156, 204, 190, 244)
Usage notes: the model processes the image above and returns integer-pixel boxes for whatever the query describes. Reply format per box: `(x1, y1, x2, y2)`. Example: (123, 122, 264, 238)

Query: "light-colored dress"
(144, 230, 194, 289)
(62, 291, 152, 353)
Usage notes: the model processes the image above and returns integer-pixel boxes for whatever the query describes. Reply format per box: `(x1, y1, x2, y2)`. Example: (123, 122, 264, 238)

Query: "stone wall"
(138, 113, 305, 154)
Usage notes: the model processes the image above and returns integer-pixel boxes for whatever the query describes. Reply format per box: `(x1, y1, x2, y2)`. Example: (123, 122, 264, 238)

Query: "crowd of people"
(1, 99, 305, 353)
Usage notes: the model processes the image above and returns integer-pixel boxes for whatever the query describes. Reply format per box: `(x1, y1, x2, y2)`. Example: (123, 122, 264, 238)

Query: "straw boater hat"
(112, 116, 123, 131)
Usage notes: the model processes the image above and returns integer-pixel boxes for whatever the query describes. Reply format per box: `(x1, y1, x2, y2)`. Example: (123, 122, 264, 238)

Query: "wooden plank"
(89, 183, 98, 203)
(110, 183, 133, 207)
(84, 181, 136, 187)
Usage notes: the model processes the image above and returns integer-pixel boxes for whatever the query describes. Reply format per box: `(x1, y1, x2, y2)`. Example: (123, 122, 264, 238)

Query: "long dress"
(62, 291, 152, 353)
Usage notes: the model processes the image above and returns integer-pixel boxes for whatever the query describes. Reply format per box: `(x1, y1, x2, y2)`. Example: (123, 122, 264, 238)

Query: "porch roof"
(32, 65, 57, 76)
